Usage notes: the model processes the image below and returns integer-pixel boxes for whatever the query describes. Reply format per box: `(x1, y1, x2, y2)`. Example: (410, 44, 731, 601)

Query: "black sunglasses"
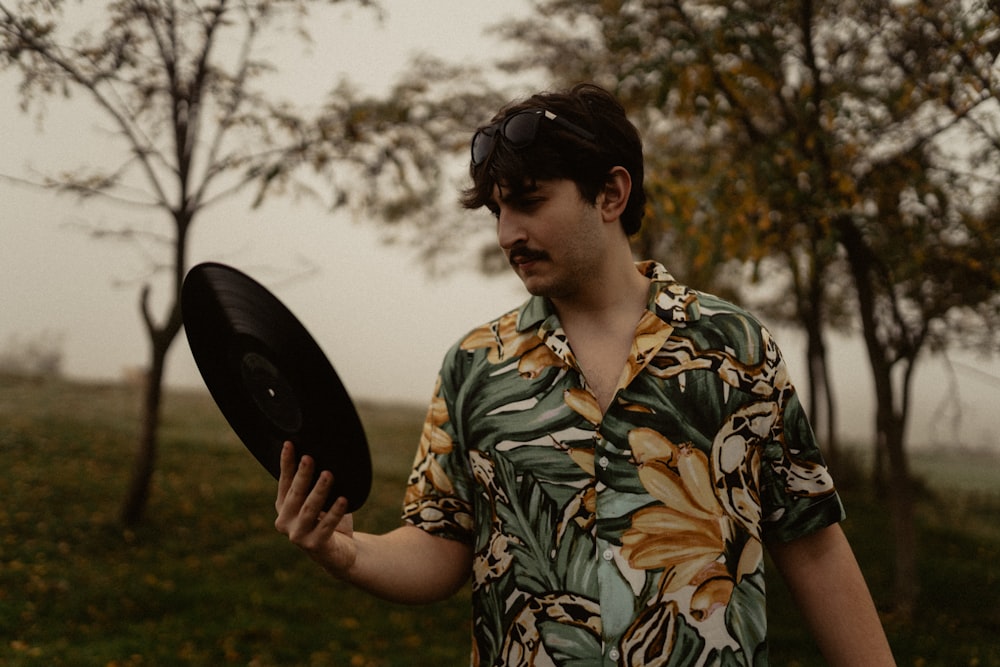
(470, 109, 597, 166)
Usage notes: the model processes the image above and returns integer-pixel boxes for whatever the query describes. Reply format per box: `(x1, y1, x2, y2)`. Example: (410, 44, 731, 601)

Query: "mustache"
(508, 245, 549, 266)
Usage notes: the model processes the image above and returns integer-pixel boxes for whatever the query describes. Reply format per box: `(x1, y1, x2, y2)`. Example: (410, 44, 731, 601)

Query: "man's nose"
(496, 209, 528, 250)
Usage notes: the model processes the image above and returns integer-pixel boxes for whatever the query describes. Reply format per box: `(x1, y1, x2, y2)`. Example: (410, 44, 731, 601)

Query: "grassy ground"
(1, 376, 998, 666)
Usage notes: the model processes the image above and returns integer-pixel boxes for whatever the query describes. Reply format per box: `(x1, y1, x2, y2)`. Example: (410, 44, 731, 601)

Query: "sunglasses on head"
(470, 108, 597, 166)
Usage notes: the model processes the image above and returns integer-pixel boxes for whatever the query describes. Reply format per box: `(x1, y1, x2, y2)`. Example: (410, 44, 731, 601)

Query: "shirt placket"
(535, 306, 675, 666)
(538, 323, 623, 662)
(593, 431, 627, 666)
(590, 314, 674, 666)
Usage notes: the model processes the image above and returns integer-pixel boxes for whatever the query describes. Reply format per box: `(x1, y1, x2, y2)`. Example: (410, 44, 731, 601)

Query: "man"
(275, 83, 896, 666)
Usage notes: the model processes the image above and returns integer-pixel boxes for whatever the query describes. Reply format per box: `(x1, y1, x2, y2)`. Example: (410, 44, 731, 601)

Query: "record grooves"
(182, 262, 371, 512)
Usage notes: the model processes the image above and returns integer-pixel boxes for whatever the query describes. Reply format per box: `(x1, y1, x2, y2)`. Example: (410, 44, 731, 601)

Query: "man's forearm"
(340, 525, 473, 604)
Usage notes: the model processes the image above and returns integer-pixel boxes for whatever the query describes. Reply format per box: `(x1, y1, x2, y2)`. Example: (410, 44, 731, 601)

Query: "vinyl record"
(181, 262, 371, 512)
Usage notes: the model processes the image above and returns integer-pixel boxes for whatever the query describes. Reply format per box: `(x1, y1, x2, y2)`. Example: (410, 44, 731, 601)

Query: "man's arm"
(274, 442, 473, 604)
(767, 523, 895, 666)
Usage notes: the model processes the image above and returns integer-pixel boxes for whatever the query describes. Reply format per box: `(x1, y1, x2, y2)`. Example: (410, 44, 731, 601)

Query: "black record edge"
(181, 262, 371, 512)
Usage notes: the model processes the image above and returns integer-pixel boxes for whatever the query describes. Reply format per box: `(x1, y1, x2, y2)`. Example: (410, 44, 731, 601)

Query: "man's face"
(488, 178, 606, 301)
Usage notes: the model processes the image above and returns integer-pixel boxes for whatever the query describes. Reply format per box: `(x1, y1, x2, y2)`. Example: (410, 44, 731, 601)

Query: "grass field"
(1, 376, 999, 666)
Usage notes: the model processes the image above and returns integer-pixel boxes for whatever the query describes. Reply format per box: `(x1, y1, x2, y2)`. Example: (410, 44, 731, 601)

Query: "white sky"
(1, 0, 531, 402)
(1, 0, 998, 451)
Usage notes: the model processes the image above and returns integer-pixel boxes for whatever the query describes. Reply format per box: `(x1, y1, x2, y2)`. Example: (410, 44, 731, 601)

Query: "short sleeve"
(400, 344, 476, 544)
(758, 376, 845, 544)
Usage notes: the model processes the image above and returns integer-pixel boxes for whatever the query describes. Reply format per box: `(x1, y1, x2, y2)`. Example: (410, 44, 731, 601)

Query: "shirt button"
(598, 455, 610, 470)
(602, 548, 614, 561)
(608, 647, 621, 661)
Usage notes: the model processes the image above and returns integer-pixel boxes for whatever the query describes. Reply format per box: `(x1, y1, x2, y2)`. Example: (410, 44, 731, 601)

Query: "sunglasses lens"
(470, 110, 556, 165)
(502, 111, 542, 147)
(471, 126, 498, 166)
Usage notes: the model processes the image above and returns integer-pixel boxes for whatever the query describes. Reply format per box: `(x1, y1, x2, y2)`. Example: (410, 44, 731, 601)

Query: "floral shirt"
(402, 261, 844, 667)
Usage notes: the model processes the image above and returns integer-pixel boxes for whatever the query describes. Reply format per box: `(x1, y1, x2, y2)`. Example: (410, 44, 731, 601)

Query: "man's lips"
(508, 247, 548, 267)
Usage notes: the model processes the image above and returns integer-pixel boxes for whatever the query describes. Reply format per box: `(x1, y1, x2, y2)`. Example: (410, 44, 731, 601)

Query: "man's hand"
(274, 441, 357, 578)
(273, 440, 474, 603)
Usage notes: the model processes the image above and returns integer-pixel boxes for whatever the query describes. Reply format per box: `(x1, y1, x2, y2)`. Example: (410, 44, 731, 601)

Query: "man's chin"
(511, 260, 565, 296)
(518, 274, 566, 299)
(516, 272, 547, 296)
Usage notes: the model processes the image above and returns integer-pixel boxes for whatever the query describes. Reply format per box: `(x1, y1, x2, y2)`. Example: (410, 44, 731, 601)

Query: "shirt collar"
(515, 261, 701, 333)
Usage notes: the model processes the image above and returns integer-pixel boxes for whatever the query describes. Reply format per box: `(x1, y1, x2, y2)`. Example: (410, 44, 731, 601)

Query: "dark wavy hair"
(460, 83, 646, 236)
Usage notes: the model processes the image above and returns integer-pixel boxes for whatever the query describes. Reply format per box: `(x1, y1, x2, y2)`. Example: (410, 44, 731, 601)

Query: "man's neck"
(550, 259, 650, 413)
(551, 257, 649, 327)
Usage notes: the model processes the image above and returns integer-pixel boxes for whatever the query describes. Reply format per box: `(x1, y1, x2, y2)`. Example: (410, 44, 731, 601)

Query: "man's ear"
(598, 166, 631, 223)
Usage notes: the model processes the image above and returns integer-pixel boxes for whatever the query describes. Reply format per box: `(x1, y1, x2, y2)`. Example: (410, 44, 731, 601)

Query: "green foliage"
(1, 378, 999, 665)
(495, 0, 1000, 326)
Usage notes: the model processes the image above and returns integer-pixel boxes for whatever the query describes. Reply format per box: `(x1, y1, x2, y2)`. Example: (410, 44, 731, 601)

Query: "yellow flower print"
(628, 428, 720, 524)
(621, 428, 761, 620)
(564, 387, 602, 425)
(422, 392, 452, 456)
(567, 447, 596, 476)
(462, 311, 564, 378)
(518, 344, 562, 379)
(562, 388, 600, 476)
(462, 312, 539, 363)
(405, 377, 455, 503)
(618, 312, 674, 389)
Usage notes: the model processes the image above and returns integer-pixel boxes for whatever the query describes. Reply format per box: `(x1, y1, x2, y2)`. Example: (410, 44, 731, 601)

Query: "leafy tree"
(292, 58, 515, 273)
(488, 0, 1000, 616)
(493, 0, 856, 468)
(0, 0, 392, 526)
(829, 0, 1000, 616)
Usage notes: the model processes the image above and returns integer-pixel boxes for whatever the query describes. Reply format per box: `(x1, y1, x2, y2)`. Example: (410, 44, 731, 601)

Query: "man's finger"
(276, 441, 297, 505)
(318, 494, 350, 531)
(299, 469, 334, 524)
(286, 453, 315, 504)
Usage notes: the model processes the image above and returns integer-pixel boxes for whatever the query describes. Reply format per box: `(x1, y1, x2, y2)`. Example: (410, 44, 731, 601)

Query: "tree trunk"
(821, 354, 838, 471)
(879, 404, 918, 620)
(836, 214, 919, 618)
(868, 345, 919, 619)
(805, 318, 840, 473)
(119, 219, 188, 528)
(120, 338, 170, 528)
(796, 245, 840, 475)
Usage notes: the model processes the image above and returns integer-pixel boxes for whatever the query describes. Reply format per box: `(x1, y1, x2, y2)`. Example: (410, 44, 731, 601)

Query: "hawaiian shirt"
(402, 261, 844, 667)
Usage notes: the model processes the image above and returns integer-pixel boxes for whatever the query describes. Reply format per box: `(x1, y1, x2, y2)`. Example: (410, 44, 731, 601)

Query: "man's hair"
(460, 83, 646, 236)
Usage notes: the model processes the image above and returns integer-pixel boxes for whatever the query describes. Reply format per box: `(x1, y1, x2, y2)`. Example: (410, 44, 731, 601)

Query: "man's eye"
(516, 197, 544, 211)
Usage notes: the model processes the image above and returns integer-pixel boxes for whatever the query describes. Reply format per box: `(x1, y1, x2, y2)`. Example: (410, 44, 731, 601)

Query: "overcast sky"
(1, 0, 531, 399)
(1, 0, 998, 451)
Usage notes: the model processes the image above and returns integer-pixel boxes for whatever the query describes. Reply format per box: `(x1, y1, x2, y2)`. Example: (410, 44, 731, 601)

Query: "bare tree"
(0, 0, 388, 526)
